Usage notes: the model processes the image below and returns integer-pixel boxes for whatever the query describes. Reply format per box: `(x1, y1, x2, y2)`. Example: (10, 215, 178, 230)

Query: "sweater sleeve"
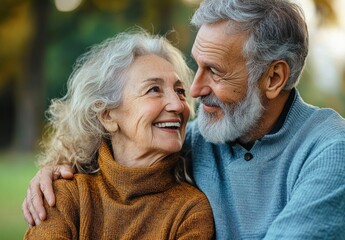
(264, 140, 345, 239)
(175, 196, 215, 240)
(24, 179, 79, 240)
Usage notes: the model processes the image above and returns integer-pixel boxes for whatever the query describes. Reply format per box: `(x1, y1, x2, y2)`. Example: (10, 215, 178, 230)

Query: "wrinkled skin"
(22, 165, 74, 227)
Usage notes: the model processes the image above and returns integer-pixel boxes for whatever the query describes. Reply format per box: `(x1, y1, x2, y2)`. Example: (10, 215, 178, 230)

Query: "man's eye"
(209, 67, 218, 75)
(176, 88, 186, 97)
(147, 86, 160, 93)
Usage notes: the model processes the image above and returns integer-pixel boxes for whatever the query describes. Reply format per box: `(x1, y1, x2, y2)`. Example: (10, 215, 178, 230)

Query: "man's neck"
(239, 89, 293, 145)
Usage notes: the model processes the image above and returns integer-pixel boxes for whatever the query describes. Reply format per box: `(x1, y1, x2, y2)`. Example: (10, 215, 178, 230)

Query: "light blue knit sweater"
(183, 89, 345, 239)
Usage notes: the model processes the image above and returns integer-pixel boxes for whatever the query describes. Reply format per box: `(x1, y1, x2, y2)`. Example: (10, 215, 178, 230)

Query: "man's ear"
(264, 60, 290, 99)
(98, 109, 119, 133)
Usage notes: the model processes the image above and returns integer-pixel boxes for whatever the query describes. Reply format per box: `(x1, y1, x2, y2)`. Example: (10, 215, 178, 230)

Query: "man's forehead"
(192, 22, 228, 54)
(197, 21, 247, 43)
(192, 22, 248, 57)
(197, 21, 230, 38)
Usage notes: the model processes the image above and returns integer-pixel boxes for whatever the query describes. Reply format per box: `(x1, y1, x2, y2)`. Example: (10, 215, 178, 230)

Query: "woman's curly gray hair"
(191, 0, 309, 89)
(38, 28, 194, 182)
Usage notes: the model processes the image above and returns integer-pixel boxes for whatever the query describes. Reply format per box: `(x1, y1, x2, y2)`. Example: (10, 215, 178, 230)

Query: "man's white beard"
(197, 84, 264, 144)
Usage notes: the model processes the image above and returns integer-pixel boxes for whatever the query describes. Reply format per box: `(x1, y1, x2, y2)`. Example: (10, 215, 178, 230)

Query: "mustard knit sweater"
(24, 143, 214, 239)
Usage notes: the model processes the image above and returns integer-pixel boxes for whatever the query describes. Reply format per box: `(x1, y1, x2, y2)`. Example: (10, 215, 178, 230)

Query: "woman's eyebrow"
(174, 79, 184, 87)
(142, 78, 184, 87)
(142, 78, 164, 84)
(138, 78, 163, 90)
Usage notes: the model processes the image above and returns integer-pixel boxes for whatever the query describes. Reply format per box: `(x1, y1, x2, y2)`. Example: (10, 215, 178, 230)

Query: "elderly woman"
(24, 30, 214, 239)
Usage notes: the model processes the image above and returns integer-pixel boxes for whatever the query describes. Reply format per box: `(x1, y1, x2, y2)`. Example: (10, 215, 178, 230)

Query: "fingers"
(44, 165, 75, 205)
(22, 195, 35, 227)
(22, 166, 55, 226)
(59, 165, 75, 179)
(22, 165, 75, 226)
(40, 167, 56, 207)
(24, 178, 44, 226)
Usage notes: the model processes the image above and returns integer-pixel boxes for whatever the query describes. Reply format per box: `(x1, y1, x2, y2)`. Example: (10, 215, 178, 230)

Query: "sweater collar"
(97, 143, 179, 202)
(227, 88, 296, 150)
(268, 88, 296, 135)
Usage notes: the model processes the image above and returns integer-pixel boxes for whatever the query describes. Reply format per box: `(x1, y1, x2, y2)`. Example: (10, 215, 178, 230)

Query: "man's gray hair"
(191, 0, 309, 89)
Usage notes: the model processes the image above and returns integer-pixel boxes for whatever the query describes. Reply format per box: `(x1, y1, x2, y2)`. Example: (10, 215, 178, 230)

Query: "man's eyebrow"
(206, 63, 222, 71)
(190, 49, 222, 71)
(192, 58, 222, 72)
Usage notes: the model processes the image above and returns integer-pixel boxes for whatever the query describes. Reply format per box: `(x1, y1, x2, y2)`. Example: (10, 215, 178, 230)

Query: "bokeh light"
(54, 0, 82, 12)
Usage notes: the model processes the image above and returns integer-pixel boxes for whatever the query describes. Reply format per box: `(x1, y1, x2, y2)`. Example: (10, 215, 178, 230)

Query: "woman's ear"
(264, 60, 290, 99)
(98, 109, 119, 133)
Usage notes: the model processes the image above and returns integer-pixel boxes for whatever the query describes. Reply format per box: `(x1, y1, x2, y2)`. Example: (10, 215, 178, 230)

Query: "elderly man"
(23, 0, 345, 239)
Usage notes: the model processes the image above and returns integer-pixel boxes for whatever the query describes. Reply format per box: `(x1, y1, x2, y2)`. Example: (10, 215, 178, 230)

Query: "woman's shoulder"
(171, 182, 211, 206)
(52, 173, 97, 196)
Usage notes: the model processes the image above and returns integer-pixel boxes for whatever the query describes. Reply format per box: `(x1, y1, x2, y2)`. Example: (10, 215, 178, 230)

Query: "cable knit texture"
(24, 143, 214, 239)
(184, 89, 345, 239)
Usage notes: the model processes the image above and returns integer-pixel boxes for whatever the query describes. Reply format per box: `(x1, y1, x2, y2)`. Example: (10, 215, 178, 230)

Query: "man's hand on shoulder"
(22, 165, 75, 227)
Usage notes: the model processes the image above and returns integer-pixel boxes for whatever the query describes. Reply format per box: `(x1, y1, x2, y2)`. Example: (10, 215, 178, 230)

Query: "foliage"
(0, 152, 37, 239)
(0, 0, 196, 151)
(0, 0, 344, 152)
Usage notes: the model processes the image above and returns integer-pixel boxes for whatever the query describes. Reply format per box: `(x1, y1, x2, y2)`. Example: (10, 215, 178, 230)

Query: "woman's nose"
(165, 92, 185, 113)
(189, 69, 212, 98)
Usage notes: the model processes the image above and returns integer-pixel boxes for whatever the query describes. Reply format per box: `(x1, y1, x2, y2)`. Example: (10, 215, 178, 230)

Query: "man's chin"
(197, 116, 240, 144)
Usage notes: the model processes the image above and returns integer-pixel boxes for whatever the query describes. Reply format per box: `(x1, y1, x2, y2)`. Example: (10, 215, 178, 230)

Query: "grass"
(0, 152, 38, 240)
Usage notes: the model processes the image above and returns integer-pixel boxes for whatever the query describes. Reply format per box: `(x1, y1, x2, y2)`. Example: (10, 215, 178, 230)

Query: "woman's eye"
(176, 88, 186, 97)
(147, 86, 160, 93)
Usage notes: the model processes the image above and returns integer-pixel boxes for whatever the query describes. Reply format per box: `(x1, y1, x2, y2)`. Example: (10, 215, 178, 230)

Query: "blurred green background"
(1, 0, 345, 239)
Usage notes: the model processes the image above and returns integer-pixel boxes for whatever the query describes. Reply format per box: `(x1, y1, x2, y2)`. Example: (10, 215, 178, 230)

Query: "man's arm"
(22, 165, 75, 226)
(264, 141, 345, 239)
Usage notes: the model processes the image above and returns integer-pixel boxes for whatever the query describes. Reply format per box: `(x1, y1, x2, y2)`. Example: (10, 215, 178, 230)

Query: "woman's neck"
(110, 142, 170, 167)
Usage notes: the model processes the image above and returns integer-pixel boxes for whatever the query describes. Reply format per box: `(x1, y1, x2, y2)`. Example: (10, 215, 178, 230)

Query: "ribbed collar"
(97, 143, 179, 203)
(263, 88, 315, 140)
(268, 88, 296, 135)
(228, 88, 297, 150)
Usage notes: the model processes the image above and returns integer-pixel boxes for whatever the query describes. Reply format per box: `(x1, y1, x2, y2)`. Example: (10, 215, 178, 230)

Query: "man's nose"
(190, 69, 212, 98)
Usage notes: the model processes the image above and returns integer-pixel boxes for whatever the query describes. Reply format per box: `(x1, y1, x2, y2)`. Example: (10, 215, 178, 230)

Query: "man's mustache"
(200, 94, 222, 107)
